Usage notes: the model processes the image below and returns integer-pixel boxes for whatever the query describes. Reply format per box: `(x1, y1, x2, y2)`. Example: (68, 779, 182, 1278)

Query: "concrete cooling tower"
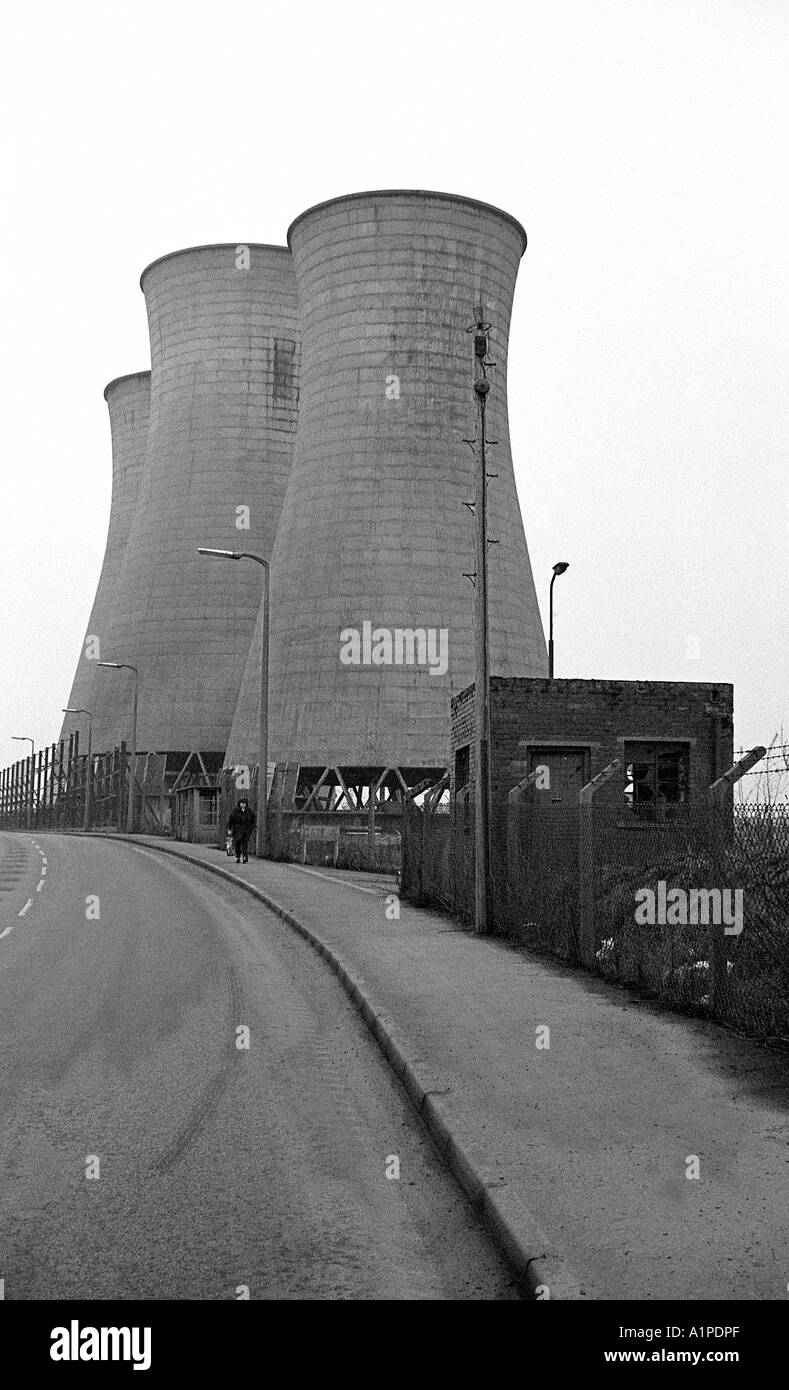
(98, 244, 300, 762)
(225, 190, 547, 808)
(59, 372, 151, 751)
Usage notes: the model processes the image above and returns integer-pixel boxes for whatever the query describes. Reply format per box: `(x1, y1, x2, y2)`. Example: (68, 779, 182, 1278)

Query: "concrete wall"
(59, 372, 151, 752)
(98, 244, 300, 755)
(258, 189, 547, 774)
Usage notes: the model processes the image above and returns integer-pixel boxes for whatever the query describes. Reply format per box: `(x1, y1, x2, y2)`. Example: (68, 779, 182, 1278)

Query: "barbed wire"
(735, 744, 789, 754)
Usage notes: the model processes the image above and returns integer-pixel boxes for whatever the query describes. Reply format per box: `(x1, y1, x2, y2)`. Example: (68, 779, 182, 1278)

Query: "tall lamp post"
(97, 663, 139, 832)
(62, 707, 93, 830)
(548, 561, 570, 679)
(11, 735, 34, 830)
(198, 549, 269, 858)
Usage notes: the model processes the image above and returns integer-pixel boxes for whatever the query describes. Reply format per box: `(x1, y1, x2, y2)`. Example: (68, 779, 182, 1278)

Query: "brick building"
(451, 677, 734, 815)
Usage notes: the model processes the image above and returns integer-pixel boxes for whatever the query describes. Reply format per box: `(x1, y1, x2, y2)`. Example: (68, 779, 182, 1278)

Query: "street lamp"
(198, 548, 269, 858)
(62, 708, 93, 830)
(97, 663, 138, 832)
(548, 561, 570, 680)
(11, 735, 34, 831)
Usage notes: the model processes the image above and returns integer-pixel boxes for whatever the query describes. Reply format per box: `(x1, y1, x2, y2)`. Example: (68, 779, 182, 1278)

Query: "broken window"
(624, 742, 689, 818)
(454, 744, 470, 791)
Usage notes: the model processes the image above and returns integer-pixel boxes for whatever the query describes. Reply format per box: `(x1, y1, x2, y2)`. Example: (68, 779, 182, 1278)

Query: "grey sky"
(1, 0, 786, 788)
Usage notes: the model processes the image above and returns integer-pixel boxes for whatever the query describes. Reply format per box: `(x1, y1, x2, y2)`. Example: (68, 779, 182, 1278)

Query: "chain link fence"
(402, 798, 789, 1040)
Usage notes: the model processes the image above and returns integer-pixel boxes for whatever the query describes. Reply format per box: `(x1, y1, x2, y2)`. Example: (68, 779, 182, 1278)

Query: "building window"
(624, 742, 689, 817)
(528, 748, 589, 803)
(199, 791, 220, 826)
(454, 744, 470, 791)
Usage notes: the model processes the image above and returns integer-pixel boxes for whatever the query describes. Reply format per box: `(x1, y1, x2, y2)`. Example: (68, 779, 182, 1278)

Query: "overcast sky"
(1, 0, 786, 791)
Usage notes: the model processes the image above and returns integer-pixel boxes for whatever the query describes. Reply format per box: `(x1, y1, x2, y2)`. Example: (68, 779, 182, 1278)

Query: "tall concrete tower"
(225, 191, 546, 807)
(100, 244, 300, 762)
(59, 371, 151, 752)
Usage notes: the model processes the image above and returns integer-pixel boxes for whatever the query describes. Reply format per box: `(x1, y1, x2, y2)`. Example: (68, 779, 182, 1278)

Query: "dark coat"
(228, 802, 256, 838)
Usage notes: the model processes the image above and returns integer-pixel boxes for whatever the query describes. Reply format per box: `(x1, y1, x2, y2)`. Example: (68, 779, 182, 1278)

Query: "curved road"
(0, 831, 517, 1300)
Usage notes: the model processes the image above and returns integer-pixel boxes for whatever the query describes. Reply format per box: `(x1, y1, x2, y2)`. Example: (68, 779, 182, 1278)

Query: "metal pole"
(69, 733, 77, 823)
(708, 745, 766, 1015)
(548, 572, 556, 679)
(84, 715, 93, 831)
(473, 317, 491, 935)
(258, 561, 269, 858)
(29, 746, 35, 830)
(128, 672, 138, 833)
(197, 548, 270, 858)
(11, 738, 34, 831)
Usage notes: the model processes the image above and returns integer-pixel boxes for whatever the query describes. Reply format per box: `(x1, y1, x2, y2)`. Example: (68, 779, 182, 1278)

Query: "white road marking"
(130, 839, 389, 899)
(41, 857, 47, 866)
(0, 926, 12, 939)
(41, 866, 47, 875)
(18, 899, 32, 916)
(284, 863, 381, 896)
(35, 880, 44, 893)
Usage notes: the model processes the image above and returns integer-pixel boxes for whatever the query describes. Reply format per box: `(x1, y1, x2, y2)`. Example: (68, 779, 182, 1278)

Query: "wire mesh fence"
(402, 798, 789, 1040)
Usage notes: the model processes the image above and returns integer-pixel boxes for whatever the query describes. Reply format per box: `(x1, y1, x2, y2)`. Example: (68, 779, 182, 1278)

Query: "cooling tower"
(59, 372, 151, 751)
(99, 244, 300, 758)
(225, 191, 547, 799)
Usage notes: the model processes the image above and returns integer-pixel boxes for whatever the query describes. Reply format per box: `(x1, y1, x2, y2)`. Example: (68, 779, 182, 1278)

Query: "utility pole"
(471, 312, 493, 935)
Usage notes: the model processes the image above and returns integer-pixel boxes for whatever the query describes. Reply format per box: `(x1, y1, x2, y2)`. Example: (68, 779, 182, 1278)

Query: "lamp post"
(548, 561, 570, 679)
(97, 663, 138, 832)
(198, 549, 269, 858)
(62, 708, 93, 830)
(11, 736, 34, 830)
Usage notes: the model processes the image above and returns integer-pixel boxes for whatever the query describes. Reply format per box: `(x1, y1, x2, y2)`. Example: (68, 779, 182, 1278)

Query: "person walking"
(227, 797, 256, 863)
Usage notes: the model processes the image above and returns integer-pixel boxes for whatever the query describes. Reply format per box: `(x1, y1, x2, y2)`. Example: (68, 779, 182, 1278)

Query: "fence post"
(117, 743, 126, 829)
(367, 783, 376, 867)
(578, 760, 621, 966)
(507, 769, 542, 883)
(707, 746, 765, 1015)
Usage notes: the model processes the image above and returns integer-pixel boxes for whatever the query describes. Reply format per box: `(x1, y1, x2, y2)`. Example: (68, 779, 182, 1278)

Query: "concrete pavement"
(117, 835, 789, 1301)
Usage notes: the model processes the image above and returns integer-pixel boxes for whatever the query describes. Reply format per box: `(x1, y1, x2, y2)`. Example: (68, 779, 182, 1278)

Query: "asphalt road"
(0, 831, 517, 1300)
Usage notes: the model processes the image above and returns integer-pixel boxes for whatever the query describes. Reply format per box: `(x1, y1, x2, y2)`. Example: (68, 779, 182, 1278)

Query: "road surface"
(0, 831, 517, 1300)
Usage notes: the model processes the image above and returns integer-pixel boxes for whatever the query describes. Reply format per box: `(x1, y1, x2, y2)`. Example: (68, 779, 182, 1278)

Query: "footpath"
(118, 835, 787, 1301)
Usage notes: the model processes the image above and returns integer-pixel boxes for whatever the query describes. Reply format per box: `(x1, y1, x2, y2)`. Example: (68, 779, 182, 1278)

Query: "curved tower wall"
(59, 372, 151, 751)
(101, 244, 300, 755)
(228, 191, 546, 778)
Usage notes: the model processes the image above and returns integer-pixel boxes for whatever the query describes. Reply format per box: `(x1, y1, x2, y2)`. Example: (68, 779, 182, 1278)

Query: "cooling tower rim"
(139, 243, 291, 291)
(103, 370, 152, 401)
(287, 190, 527, 254)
